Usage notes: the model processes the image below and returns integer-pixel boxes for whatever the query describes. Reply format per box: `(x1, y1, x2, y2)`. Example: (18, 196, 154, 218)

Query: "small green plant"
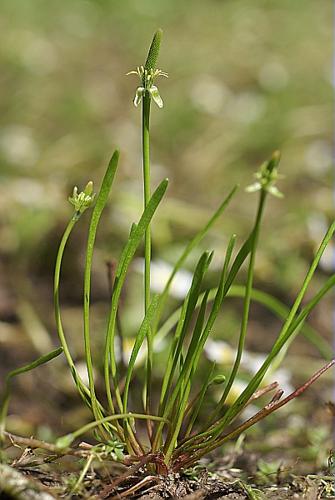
(1, 30, 334, 476)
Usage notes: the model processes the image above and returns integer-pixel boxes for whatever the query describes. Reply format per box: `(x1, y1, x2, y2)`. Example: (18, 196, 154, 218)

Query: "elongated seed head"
(145, 29, 163, 71)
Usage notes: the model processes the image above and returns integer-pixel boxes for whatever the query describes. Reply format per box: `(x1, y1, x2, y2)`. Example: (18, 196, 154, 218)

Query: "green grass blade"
(83, 151, 119, 427)
(163, 291, 210, 459)
(159, 236, 236, 459)
(54, 216, 115, 437)
(163, 232, 236, 461)
(175, 223, 335, 453)
(122, 294, 160, 414)
(181, 235, 236, 401)
(158, 290, 190, 411)
(5, 347, 63, 379)
(54, 217, 100, 409)
(157, 252, 212, 415)
(228, 286, 331, 360)
(153, 185, 238, 331)
(183, 362, 217, 438)
(0, 347, 63, 441)
(104, 178, 168, 413)
(215, 191, 266, 415)
(152, 252, 212, 451)
(208, 220, 335, 440)
(56, 411, 170, 450)
(151, 280, 330, 385)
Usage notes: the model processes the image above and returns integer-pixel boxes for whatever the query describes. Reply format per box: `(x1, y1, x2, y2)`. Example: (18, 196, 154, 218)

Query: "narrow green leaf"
(184, 362, 217, 438)
(158, 252, 212, 416)
(56, 412, 170, 449)
(152, 252, 211, 451)
(216, 191, 266, 414)
(123, 294, 160, 414)
(104, 178, 168, 412)
(0, 347, 63, 440)
(228, 286, 331, 360)
(209, 220, 335, 439)
(83, 150, 119, 426)
(153, 185, 238, 331)
(6, 347, 63, 380)
(164, 291, 210, 457)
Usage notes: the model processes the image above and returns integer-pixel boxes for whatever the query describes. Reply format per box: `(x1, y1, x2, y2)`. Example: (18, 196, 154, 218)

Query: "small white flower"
(134, 87, 145, 107)
(148, 85, 163, 108)
(68, 181, 95, 214)
(127, 65, 168, 108)
(246, 151, 284, 197)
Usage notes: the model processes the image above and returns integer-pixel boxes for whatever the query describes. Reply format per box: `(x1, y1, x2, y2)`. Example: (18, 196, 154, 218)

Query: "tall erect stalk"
(142, 29, 163, 313)
(142, 90, 152, 314)
(128, 30, 166, 427)
(141, 29, 163, 423)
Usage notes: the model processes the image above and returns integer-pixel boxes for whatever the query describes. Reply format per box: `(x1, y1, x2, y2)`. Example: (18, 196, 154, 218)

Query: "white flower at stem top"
(68, 180, 96, 215)
(127, 65, 168, 108)
(246, 150, 284, 198)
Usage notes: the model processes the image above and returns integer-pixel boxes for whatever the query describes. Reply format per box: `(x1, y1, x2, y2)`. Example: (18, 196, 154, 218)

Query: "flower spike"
(127, 30, 168, 108)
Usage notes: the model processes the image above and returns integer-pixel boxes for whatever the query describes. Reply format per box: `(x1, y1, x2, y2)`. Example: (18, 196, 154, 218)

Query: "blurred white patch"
(205, 339, 235, 364)
(0, 126, 39, 167)
(9, 179, 45, 206)
(224, 380, 248, 406)
(269, 367, 293, 395)
(4, 178, 62, 209)
(190, 75, 231, 115)
(305, 140, 332, 175)
(318, 243, 334, 273)
(135, 259, 193, 299)
(307, 213, 328, 241)
(241, 350, 266, 373)
(227, 92, 266, 124)
(307, 213, 334, 272)
(205, 339, 293, 397)
(76, 361, 90, 386)
(258, 61, 289, 91)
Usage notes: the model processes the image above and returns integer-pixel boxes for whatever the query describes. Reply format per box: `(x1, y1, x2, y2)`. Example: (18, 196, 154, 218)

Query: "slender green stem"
(142, 95, 152, 313)
(152, 185, 238, 334)
(142, 92, 153, 424)
(56, 412, 170, 449)
(83, 236, 101, 428)
(54, 216, 79, 368)
(103, 180, 168, 417)
(175, 359, 335, 469)
(83, 152, 120, 437)
(180, 221, 335, 453)
(183, 363, 216, 439)
(70, 454, 94, 495)
(211, 190, 266, 420)
(54, 214, 113, 434)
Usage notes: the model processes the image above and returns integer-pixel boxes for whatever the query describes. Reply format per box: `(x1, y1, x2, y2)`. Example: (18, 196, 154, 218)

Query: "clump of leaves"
(1, 30, 334, 479)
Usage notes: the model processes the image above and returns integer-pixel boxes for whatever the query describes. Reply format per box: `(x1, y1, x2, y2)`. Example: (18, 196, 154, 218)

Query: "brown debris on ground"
(1, 444, 334, 499)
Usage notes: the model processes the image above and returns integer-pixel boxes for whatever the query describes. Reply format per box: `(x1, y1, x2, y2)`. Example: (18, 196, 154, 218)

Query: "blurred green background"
(0, 0, 333, 461)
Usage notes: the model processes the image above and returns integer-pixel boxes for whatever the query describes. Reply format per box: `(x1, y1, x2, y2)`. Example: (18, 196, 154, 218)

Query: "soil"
(0, 445, 334, 499)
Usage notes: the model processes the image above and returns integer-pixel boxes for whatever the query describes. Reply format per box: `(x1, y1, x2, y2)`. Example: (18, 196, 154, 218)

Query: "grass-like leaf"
(0, 347, 63, 441)
(104, 178, 169, 414)
(83, 150, 119, 428)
